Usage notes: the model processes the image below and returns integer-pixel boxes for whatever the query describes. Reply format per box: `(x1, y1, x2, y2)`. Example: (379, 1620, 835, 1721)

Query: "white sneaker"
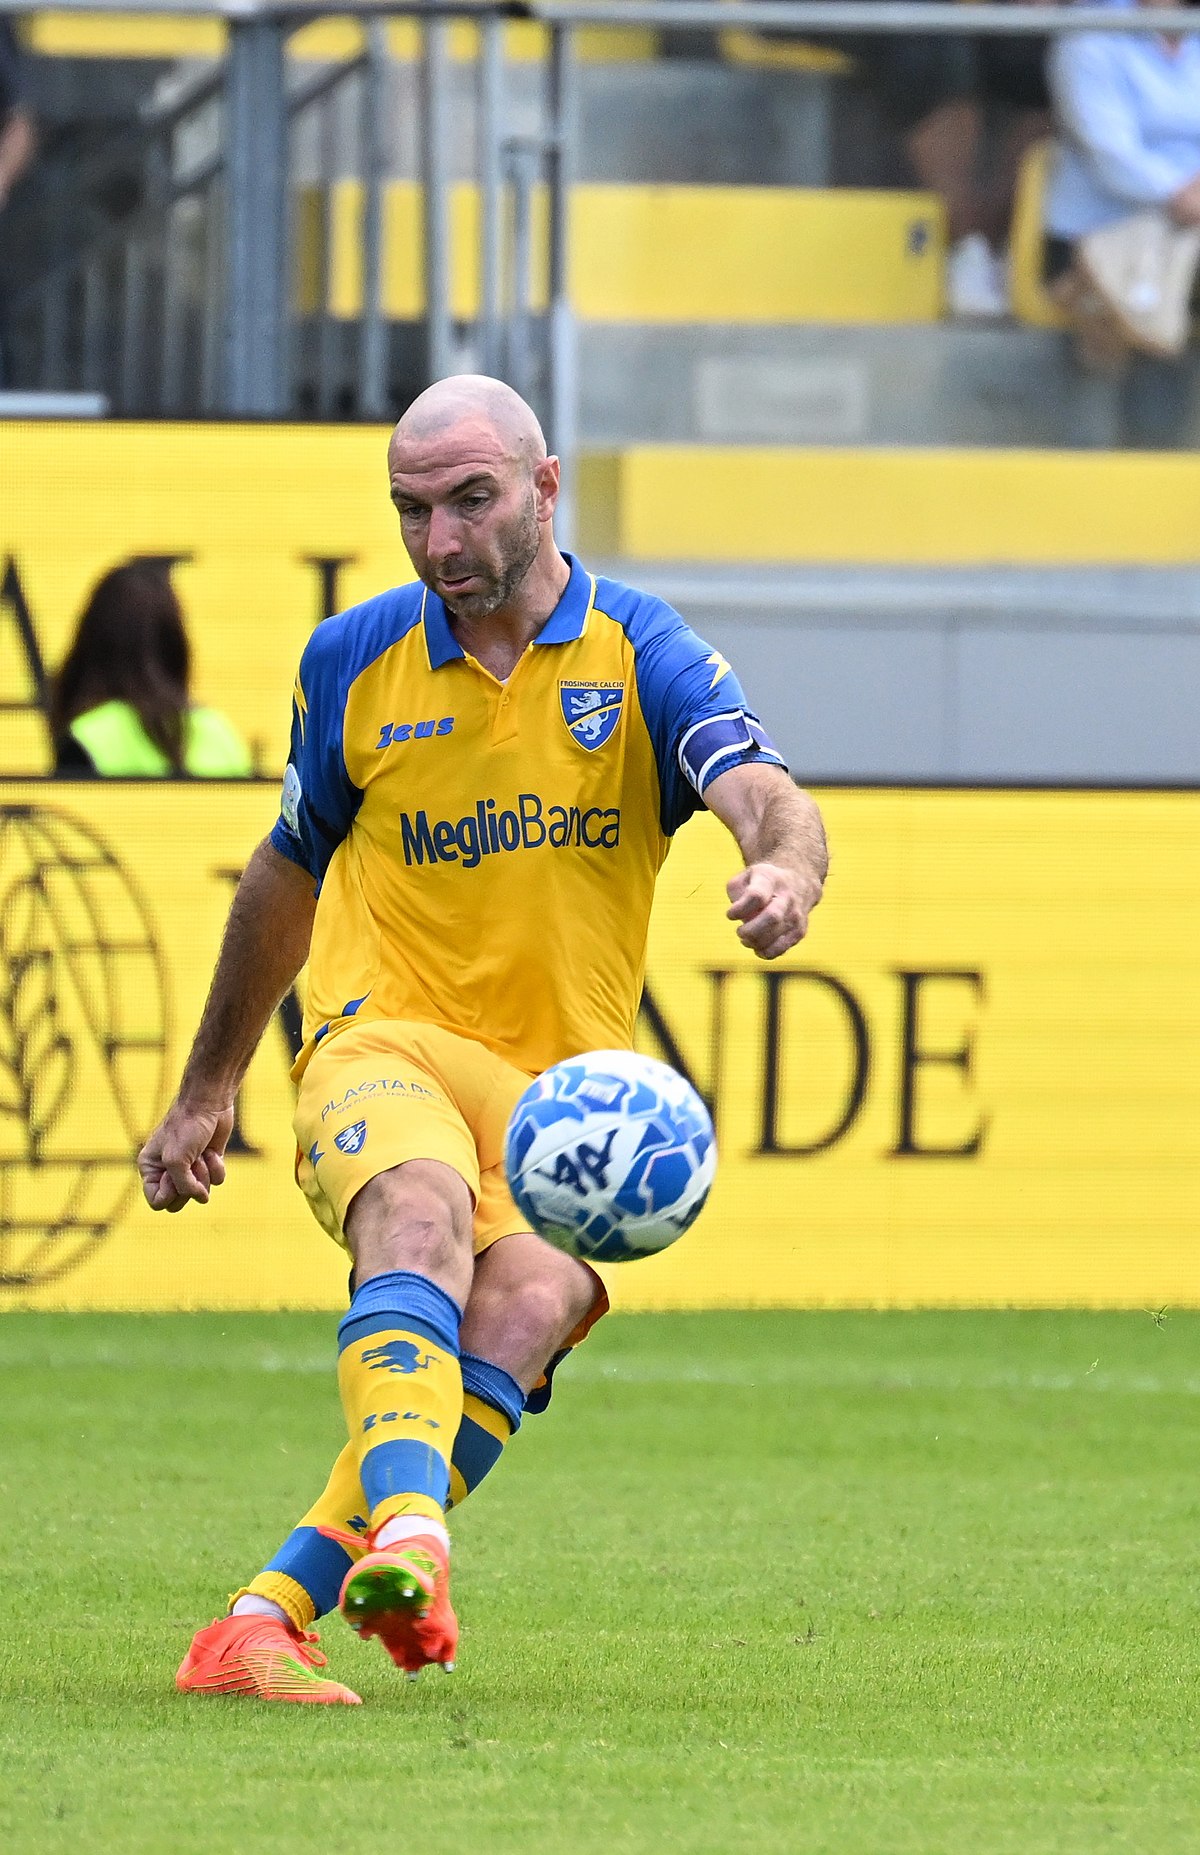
(946, 233, 1009, 319)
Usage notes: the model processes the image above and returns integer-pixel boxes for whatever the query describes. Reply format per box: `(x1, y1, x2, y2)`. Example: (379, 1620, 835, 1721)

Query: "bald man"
(145, 376, 828, 1704)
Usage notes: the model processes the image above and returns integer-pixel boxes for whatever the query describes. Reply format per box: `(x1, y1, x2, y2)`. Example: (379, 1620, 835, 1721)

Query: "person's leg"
(905, 98, 984, 245)
(235, 1233, 602, 1626)
(181, 1027, 605, 1693)
(330, 1158, 474, 1670)
(336, 1158, 472, 1533)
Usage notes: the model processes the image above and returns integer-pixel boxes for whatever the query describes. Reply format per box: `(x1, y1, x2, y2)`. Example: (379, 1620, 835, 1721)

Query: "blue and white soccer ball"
(504, 1050, 717, 1264)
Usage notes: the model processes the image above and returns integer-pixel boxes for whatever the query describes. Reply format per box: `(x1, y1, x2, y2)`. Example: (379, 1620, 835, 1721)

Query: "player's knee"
(468, 1235, 596, 1358)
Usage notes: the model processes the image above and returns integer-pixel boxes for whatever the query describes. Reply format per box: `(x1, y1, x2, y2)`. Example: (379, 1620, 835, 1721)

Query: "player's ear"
(533, 455, 560, 525)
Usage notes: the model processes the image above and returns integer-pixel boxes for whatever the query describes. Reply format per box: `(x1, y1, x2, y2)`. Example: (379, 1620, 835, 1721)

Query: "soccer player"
(140, 376, 827, 1705)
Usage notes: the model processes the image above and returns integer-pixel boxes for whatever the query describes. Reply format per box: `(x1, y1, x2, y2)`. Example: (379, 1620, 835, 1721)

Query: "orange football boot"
(176, 1613, 362, 1703)
(338, 1532, 457, 1678)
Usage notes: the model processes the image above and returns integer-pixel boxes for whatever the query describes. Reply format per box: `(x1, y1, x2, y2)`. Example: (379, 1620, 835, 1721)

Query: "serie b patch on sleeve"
(281, 763, 302, 832)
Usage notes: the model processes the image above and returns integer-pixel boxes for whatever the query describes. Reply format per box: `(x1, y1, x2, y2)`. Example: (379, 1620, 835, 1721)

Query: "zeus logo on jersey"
(400, 792, 621, 870)
(559, 682, 624, 751)
(376, 717, 454, 750)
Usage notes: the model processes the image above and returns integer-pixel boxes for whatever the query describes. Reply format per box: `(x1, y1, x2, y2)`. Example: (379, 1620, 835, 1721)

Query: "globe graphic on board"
(0, 806, 169, 1287)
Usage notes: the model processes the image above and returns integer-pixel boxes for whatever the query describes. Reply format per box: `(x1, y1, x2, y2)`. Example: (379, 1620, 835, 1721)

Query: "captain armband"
(677, 711, 787, 796)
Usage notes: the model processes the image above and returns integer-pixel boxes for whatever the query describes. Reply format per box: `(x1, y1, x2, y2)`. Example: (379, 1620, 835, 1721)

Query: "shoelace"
(293, 1629, 329, 1669)
(314, 1523, 370, 1554)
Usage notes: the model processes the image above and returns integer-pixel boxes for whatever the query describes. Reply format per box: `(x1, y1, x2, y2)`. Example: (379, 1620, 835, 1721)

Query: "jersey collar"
(422, 552, 593, 669)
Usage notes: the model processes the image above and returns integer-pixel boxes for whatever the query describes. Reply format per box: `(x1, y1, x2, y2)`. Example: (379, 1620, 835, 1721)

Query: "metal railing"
(4, 0, 1188, 490)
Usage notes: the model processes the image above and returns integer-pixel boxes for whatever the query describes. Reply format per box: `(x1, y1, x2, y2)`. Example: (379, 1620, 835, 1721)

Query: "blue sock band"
(460, 1352, 525, 1432)
(263, 1526, 357, 1619)
(337, 1268, 462, 1356)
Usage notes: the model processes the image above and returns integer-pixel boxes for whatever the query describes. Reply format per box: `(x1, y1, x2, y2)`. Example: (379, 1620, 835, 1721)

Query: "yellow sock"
(238, 1356, 526, 1622)
(336, 1269, 463, 1529)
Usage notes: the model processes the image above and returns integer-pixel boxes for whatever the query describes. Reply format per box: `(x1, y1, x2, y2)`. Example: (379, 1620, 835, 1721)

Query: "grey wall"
(618, 564, 1200, 782)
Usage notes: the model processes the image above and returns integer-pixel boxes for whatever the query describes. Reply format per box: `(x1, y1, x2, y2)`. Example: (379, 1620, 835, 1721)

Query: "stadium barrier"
(1, 781, 1196, 1312)
(7, 420, 1200, 780)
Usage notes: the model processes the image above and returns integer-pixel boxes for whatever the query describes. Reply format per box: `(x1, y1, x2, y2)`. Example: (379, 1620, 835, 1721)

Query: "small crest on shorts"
(334, 1120, 368, 1156)
(559, 681, 624, 751)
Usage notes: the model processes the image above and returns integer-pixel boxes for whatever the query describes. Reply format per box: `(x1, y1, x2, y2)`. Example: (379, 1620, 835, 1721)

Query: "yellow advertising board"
(8, 421, 1200, 791)
(1, 781, 1196, 1312)
(2, 422, 398, 779)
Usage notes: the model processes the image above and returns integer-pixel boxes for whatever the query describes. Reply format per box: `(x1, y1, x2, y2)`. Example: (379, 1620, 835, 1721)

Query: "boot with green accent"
(338, 1532, 457, 1677)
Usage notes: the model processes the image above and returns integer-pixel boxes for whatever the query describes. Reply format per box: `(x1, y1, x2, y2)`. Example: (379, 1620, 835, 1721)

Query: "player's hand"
(726, 862, 819, 960)
(138, 1101, 235, 1213)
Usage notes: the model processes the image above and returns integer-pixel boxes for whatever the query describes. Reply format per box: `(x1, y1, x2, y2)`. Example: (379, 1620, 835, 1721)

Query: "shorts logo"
(361, 1341, 434, 1375)
(560, 682, 624, 751)
(334, 1120, 367, 1155)
(321, 1079, 438, 1121)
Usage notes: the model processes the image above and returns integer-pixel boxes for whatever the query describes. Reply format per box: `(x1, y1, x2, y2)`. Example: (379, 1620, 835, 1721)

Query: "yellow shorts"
(293, 1018, 535, 1254)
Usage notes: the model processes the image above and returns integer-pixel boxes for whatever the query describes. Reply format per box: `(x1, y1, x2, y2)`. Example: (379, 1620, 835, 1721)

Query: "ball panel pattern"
(504, 1050, 716, 1264)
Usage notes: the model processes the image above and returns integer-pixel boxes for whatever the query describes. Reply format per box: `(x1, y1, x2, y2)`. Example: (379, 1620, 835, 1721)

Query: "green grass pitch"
(1, 1308, 1197, 1855)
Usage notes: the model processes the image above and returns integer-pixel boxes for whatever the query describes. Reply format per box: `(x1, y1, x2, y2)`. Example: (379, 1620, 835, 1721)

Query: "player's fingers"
(163, 1157, 210, 1205)
(203, 1147, 227, 1189)
(144, 1169, 185, 1213)
(726, 876, 774, 922)
(738, 899, 801, 954)
(735, 890, 790, 938)
(755, 924, 806, 961)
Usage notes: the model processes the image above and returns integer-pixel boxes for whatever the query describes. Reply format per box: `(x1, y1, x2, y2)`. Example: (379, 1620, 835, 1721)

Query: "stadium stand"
(6, 4, 1200, 444)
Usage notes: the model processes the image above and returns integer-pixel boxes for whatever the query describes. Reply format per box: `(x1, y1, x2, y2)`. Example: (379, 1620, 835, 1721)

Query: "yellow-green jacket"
(58, 699, 252, 777)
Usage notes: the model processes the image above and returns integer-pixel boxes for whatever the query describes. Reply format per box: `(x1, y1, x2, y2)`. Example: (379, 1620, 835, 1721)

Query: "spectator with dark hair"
(0, 17, 36, 385)
(50, 562, 253, 777)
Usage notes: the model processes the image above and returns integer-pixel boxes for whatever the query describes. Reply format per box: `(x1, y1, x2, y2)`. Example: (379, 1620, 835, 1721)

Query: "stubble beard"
(439, 494, 541, 623)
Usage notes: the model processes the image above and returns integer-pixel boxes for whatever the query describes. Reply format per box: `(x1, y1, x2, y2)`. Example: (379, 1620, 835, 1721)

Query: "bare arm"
(703, 763, 828, 960)
(0, 106, 34, 205)
(138, 839, 317, 1211)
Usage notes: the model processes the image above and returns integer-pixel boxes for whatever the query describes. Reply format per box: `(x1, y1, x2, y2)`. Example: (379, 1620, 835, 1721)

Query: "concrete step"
(287, 315, 1200, 451)
(576, 322, 1200, 449)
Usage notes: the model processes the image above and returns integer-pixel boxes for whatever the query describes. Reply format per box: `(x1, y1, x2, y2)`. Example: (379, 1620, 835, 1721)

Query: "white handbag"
(1076, 209, 1200, 357)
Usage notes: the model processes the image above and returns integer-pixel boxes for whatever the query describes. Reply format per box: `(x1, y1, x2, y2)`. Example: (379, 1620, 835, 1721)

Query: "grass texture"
(1, 1309, 1197, 1855)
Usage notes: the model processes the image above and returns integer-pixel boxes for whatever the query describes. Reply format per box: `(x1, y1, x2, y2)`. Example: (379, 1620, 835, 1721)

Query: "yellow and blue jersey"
(271, 553, 785, 1078)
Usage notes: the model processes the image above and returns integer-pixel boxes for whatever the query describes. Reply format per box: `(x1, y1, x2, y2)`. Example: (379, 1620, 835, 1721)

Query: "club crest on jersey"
(560, 682, 624, 751)
(334, 1120, 368, 1156)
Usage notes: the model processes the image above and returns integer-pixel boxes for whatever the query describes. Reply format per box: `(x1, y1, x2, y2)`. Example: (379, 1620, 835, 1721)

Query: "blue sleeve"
(1050, 37, 1187, 207)
(269, 618, 362, 884)
(627, 599, 787, 836)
